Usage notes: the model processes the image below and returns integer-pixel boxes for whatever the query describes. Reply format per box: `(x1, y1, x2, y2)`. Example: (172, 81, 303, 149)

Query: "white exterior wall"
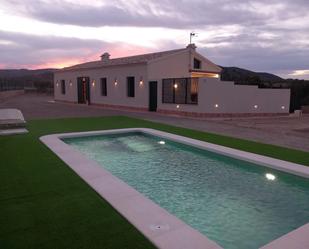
(158, 78, 290, 114)
(190, 50, 222, 73)
(54, 49, 290, 115)
(147, 49, 221, 82)
(147, 50, 191, 81)
(54, 64, 148, 108)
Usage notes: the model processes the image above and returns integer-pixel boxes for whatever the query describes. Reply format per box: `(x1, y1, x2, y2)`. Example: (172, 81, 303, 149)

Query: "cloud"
(0, 29, 180, 69)
(200, 38, 309, 79)
(0, 30, 147, 68)
(3, 0, 308, 28)
(197, 22, 309, 78)
(289, 70, 309, 77)
(0, 0, 308, 79)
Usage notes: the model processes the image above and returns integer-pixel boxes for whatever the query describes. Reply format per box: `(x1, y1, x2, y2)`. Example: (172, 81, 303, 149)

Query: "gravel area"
(1, 93, 309, 152)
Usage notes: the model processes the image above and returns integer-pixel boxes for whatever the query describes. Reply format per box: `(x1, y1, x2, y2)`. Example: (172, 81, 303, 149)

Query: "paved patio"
(1, 93, 309, 152)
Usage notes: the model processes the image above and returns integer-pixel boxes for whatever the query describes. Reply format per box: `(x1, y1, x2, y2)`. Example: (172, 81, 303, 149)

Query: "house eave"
(58, 62, 147, 73)
(189, 69, 222, 74)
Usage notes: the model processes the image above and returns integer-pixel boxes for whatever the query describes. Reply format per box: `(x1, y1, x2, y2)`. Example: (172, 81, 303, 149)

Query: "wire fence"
(0, 82, 24, 91)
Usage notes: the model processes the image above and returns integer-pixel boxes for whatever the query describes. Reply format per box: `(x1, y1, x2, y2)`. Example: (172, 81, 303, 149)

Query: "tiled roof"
(63, 48, 187, 71)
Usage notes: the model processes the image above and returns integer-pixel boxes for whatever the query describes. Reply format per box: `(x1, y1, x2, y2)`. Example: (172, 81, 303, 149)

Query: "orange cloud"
(12, 44, 153, 69)
(26, 58, 84, 69)
(108, 44, 150, 58)
(87, 44, 151, 61)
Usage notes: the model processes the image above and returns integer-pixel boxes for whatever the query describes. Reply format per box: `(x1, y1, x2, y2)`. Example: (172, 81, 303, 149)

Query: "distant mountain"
(0, 68, 58, 78)
(256, 72, 283, 82)
(220, 67, 283, 84)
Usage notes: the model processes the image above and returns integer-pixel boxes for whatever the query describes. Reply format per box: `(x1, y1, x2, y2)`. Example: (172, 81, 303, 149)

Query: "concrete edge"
(0, 128, 28, 135)
(40, 128, 309, 249)
(260, 223, 309, 249)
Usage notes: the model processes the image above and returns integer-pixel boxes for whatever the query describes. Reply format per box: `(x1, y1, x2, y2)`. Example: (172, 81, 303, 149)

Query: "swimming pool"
(41, 128, 309, 249)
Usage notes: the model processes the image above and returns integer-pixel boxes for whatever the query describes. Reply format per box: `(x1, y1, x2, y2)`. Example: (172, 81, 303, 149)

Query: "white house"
(54, 44, 290, 117)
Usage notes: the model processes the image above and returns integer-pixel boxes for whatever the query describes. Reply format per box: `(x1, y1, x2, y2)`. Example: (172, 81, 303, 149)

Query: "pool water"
(65, 132, 309, 249)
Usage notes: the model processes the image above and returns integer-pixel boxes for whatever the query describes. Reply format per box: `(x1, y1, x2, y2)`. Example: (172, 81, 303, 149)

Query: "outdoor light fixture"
(281, 106, 285, 110)
(69, 81, 72, 87)
(254, 105, 258, 109)
(265, 173, 276, 181)
(56, 81, 59, 87)
(139, 77, 143, 86)
(214, 104, 219, 108)
(176, 105, 180, 109)
(174, 83, 178, 89)
(92, 80, 95, 87)
(158, 141, 165, 145)
(114, 78, 118, 86)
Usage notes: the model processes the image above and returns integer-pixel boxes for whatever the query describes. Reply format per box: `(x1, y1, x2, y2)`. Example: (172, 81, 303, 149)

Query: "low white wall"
(158, 78, 290, 114)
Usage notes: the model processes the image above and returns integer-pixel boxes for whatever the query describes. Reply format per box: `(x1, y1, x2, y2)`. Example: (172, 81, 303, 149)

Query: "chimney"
(100, 52, 110, 62)
(186, 43, 197, 50)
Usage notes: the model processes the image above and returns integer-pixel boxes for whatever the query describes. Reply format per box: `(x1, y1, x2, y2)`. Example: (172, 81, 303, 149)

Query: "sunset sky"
(0, 0, 308, 79)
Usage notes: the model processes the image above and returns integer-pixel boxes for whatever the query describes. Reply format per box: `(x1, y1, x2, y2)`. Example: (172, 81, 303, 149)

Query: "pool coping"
(40, 128, 309, 249)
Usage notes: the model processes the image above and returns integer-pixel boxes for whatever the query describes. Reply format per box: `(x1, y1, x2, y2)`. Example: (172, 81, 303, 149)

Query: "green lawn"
(1, 116, 308, 249)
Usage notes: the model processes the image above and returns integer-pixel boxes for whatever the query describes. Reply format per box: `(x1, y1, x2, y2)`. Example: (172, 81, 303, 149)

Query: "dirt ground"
(1, 93, 309, 152)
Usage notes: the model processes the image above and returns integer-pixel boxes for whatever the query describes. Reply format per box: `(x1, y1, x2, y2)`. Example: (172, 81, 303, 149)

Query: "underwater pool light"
(265, 173, 276, 181)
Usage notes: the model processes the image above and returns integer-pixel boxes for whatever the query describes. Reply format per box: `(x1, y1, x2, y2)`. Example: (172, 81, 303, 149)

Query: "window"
(100, 78, 107, 96)
(193, 58, 201, 69)
(162, 78, 198, 104)
(61, 80, 65, 94)
(162, 79, 173, 103)
(127, 76, 135, 97)
(187, 78, 198, 104)
(174, 78, 187, 104)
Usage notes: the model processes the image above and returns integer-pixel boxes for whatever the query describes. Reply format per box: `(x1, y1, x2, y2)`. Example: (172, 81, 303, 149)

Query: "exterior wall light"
(254, 105, 258, 109)
(281, 106, 285, 110)
(56, 81, 59, 87)
(174, 83, 178, 89)
(69, 80, 72, 87)
(92, 80, 95, 87)
(139, 77, 143, 86)
(114, 78, 118, 86)
(214, 104, 219, 108)
(176, 105, 180, 109)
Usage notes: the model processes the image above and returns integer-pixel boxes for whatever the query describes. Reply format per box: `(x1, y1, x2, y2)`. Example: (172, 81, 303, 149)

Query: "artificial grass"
(0, 116, 308, 249)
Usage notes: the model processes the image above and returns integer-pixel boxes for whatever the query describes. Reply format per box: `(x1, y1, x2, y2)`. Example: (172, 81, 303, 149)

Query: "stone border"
(0, 128, 28, 135)
(40, 128, 309, 249)
(157, 109, 289, 118)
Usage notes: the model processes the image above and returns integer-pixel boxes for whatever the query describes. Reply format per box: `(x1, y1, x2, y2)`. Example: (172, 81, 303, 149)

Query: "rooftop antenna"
(190, 32, 197, 44)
